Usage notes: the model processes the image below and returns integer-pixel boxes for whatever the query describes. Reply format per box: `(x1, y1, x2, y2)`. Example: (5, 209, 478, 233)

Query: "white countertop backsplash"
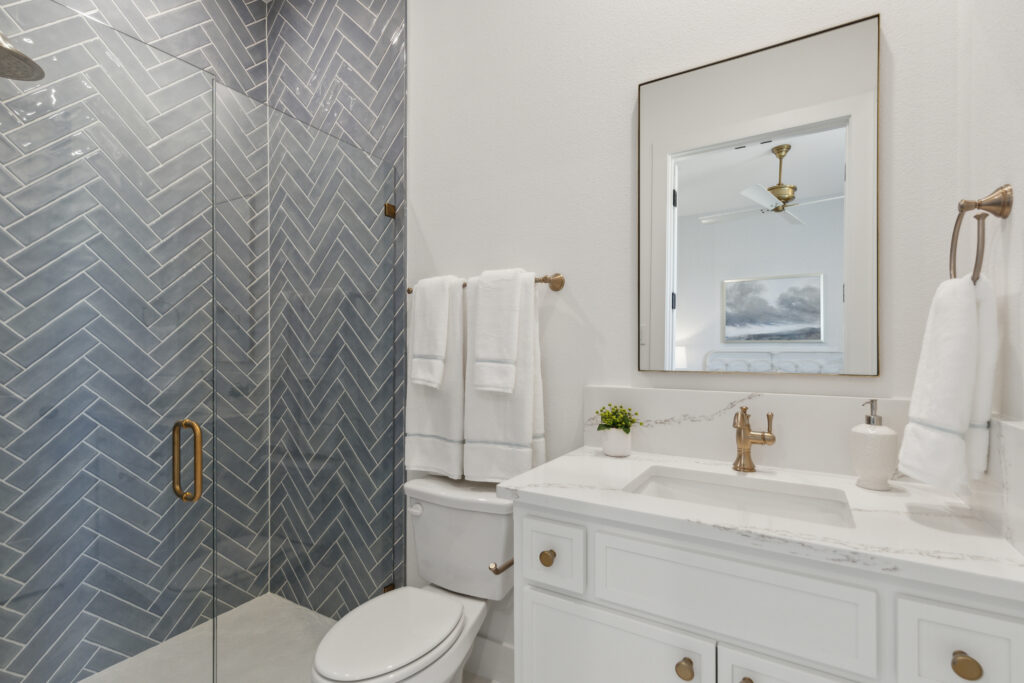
(583, 385, 909, 475)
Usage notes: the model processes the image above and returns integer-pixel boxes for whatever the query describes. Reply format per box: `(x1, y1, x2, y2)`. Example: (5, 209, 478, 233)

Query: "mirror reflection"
(638, 16, 879, 375)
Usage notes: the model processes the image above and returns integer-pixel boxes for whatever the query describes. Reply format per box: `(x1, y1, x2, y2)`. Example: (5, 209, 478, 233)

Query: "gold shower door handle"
(172, 419, 203, 501)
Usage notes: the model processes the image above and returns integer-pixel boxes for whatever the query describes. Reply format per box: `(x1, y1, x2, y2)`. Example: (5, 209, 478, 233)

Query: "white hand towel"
(967, 276, 997, 477)
(464, 273, 546, 482)
(473, 268, 524, 393)
(406, 279, 465, 479)
(898, 277, 979, 496)
(409, 276, 460, 388)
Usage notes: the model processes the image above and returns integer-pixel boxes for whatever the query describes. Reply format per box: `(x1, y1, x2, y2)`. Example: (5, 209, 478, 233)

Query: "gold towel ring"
(949, 185, 1013, 283)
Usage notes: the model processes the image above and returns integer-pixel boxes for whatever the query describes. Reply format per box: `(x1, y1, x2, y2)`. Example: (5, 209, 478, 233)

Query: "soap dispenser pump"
(851, 399, 898, 491)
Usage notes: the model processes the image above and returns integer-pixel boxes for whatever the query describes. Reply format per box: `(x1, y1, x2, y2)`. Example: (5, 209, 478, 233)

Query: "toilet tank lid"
(404, 477, 513, 515)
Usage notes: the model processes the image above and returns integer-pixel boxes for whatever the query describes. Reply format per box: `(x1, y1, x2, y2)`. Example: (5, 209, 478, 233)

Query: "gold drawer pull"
(951, 650, 983, 680)
(674, 656, 694, 680)
(538, 549, 557, 567)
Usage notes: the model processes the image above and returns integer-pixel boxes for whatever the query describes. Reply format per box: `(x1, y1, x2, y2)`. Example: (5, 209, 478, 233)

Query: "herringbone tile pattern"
(41, 0, 268, 100)
(212, 84, 270, 616)
(268, 0, 407, 593)
(0, 4, 218, 681)
(0, 0, 406, 678)
(267, 109, 397, 619)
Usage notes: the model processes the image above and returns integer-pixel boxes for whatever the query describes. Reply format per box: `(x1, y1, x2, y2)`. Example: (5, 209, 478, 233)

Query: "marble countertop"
(497, 447, 1024, 601)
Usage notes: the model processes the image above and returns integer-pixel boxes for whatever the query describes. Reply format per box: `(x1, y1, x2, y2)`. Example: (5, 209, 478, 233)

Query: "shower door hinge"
(384, 203, 397, 219)
(672, 189, 677, 207)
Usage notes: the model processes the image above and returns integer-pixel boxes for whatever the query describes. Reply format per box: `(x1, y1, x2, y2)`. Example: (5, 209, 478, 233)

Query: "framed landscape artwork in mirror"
(638, 16, 879, 375)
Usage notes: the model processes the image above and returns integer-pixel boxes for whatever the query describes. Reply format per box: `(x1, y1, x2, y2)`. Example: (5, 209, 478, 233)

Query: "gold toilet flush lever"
(732, 406, 775, 473)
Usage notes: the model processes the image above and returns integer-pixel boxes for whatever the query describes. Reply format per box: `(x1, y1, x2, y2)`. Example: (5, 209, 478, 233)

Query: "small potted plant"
(596, 404, 643, 457)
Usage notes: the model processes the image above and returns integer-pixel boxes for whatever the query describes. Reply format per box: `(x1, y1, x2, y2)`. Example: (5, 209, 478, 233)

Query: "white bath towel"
(409, 276, 460, 388)
(464, 273, 545, 482)
(473, 268, 524, 393)
(967, 276, 997, 477)
(898, 276, 979, 495)
(406, 278, 465, 479)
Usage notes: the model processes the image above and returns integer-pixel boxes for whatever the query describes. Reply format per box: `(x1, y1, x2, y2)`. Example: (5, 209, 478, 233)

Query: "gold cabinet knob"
(538, 549, 557, 567)
(951, 650, 983, 680)
(740, 678, 754, 683)
(674, 656, 694, 680)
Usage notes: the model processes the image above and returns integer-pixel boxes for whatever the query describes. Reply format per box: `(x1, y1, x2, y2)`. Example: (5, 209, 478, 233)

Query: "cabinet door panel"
(717, 645, 848, 683)
(521, 587, 715, 683)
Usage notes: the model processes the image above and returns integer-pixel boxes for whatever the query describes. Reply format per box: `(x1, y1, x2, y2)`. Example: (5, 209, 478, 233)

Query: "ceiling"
(674, 124, 847, 217)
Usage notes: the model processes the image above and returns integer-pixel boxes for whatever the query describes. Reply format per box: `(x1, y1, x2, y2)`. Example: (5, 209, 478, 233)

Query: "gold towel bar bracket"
(407, 273, 565, 295)
(950, 184, 1012, 283)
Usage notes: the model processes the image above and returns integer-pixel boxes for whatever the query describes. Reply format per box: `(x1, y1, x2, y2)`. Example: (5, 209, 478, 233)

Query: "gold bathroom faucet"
(732, 406, 775, 472)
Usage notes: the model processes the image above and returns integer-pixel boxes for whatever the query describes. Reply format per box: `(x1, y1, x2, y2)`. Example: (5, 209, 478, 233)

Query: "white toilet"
(312, 477, 513, 683)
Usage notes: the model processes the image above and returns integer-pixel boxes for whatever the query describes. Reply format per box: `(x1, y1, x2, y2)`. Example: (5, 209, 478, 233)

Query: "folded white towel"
(409, 276, 460, 388)
(967, 276, 997, 477)
(473, 268, 524, 393)
(898, 277, 978, 496)
(406, 279, 465, 479)
(464, 273, 545, 482)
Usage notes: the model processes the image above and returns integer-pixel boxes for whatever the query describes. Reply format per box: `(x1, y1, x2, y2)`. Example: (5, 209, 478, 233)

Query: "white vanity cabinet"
(513, 508, 1024, 683)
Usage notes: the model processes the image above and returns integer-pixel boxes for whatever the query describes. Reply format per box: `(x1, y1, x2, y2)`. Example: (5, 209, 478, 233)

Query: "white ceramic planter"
(601, 428, 631, 457)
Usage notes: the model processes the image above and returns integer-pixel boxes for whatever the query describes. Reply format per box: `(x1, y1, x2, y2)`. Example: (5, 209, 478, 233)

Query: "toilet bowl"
(312, 478, 513, 683)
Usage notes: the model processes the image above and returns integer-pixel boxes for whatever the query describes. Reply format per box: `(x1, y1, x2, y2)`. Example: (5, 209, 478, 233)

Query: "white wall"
(408, 0, 974, 459)
(407, 0, 1024, 677)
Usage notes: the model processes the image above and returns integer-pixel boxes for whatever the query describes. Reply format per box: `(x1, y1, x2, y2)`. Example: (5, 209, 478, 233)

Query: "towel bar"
(407, 273, 565, 294)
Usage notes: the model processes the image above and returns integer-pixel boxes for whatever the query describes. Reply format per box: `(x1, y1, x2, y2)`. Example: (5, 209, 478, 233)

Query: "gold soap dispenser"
(851, 399, 899, 491)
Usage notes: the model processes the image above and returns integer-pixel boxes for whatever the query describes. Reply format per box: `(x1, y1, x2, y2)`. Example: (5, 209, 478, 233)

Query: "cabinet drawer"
(521, 516, 586, 594)
(593, 531, 877, 677)
(897, 598, 1024, 682)
(521, 586, 716, 683)
(718, 645, 848, 683)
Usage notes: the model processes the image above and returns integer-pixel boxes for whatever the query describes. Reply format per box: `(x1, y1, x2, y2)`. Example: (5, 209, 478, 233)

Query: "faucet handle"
(766, 412, 774, 434)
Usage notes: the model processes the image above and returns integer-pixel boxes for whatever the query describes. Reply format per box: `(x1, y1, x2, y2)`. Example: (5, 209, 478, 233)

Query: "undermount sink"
(624, 465, 855, 528)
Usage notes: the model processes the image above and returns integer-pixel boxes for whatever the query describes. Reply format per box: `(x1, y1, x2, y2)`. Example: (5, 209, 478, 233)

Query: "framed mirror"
(638, 17, 879, 375)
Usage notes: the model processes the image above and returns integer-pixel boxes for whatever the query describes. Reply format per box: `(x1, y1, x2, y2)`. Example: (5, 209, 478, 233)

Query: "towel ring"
(949, 184, 1013, 283)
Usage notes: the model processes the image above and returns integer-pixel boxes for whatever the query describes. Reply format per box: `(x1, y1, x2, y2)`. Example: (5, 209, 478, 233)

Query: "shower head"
(0, 33, 44, 81)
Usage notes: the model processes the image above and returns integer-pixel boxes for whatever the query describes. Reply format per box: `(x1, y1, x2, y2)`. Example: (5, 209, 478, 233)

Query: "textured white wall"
(407, 0, 1024, 677)
(407, 0, 977, 460)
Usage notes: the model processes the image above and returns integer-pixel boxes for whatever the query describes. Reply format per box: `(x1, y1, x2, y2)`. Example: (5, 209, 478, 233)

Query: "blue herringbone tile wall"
(0, 0, 406, 678)
(212, 83, 270, 616)
(37, 0, 269, 101)
(266, 0, 408, 591)
(267, 108, 397, 619)
(0, 2, 219, 680)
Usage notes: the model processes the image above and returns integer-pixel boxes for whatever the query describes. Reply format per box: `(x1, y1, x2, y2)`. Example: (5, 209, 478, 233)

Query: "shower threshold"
(82, 593, 334, 683)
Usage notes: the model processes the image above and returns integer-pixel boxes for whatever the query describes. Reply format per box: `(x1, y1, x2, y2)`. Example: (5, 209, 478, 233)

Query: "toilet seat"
(313, 587, 465, 683)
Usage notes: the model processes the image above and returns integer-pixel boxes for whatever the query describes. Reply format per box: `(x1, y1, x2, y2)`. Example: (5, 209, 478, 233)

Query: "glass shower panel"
(265, 107, 397, 621)
(0, 2, 216, 681)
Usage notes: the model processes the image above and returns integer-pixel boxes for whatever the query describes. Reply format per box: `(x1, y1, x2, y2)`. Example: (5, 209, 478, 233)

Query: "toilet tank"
(405, 477, 513, 601)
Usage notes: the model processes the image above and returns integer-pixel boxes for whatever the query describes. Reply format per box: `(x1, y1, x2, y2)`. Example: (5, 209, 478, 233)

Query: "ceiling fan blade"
(778, 209, 804, 225)
(741, 184, 782, 211)
(788, 193, 844, 209)
(698, 207, 760, 224)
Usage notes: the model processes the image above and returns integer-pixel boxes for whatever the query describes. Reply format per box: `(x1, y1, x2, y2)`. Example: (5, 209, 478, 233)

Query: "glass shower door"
(208, 87, 400, 679)
(0, 3, 217, 681)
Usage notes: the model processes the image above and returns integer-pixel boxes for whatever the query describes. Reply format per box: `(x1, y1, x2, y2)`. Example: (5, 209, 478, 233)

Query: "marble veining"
(498, 447, 1024, 601)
